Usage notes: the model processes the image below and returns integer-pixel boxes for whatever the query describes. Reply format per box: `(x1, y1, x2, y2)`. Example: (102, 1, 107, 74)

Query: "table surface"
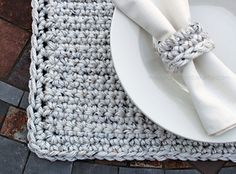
(0, 0, 235, 173)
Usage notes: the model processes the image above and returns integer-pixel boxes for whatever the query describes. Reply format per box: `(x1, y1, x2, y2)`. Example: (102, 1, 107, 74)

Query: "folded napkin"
(112, 0, 236, 136)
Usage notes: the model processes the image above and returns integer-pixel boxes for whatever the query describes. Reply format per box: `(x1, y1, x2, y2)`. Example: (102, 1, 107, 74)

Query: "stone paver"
(1, 106, 28, 142)
(119, 167, 164, 174)
(164, 160, 192, 169)
(0, 100, 9, 115)
(0, 81, 23, 105)
(72, 162, 118, 174)
(20, 92, 29, 109)
(219, 167, 236, 174)
(0, 136, 29, 174)
(0, 100, 9, 127)
(190, 161, 226, 174)
(224, 161, 236, 167)
(24, 153, 73, 174)
(0, 0, 32, 29)
(7, 43, 31, 91)
(165, 169, 200, 174)
(0, 19, 29, 79)
(95, 160, 128, 167)
(130, 161, 163, 168)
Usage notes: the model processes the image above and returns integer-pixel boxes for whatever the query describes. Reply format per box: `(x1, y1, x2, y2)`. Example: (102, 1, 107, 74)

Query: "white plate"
(111, 0, 236, 143)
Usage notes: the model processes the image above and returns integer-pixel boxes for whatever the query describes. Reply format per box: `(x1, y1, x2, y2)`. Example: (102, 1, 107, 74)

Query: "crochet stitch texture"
(155, 22, 215, 72)
(28, 0, 236, 161)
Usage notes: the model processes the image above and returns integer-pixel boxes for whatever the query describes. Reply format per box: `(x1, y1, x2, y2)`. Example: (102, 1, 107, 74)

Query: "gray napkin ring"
(154, 22, 215, 72)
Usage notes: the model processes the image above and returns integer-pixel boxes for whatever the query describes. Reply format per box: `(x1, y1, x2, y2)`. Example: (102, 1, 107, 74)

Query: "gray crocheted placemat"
(28, 0, 236, 161)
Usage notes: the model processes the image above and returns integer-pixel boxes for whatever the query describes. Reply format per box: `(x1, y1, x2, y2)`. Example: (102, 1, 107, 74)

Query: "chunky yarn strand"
(154, 22, 215, 72)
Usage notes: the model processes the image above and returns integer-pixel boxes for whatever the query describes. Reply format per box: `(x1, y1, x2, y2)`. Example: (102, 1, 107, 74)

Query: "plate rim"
(110, 6, 236, 143)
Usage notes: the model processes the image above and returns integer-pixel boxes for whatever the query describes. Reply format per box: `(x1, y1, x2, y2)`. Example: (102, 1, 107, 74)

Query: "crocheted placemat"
(28, 0, 236, 161)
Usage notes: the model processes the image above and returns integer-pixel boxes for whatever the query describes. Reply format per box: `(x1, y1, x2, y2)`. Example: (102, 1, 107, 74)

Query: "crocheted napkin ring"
(155, 22, 215, 72)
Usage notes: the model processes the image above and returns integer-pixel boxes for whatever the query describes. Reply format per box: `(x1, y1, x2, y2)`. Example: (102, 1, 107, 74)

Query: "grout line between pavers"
(18, 91, 26, 108)
(71, 162, 75, 174)
(21, 151, 31, 174)
(0, 82, 24, 106)
(0, 16, 32, 33)
(0, 99, 10, 104)
(0, 114, 6, 131)
(0, 133, 27, 145)
(0, 99, 10, 117)
(188, 162, 201, 173)
(0, 103, 10, 131)
(69, 161, 74, 174)
(163, 160, 166, 169)
(126, 161, 130, 167)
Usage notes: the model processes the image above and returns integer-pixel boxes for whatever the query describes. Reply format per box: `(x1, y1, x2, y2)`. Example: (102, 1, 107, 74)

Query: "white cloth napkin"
(112, 0, 236, 136)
